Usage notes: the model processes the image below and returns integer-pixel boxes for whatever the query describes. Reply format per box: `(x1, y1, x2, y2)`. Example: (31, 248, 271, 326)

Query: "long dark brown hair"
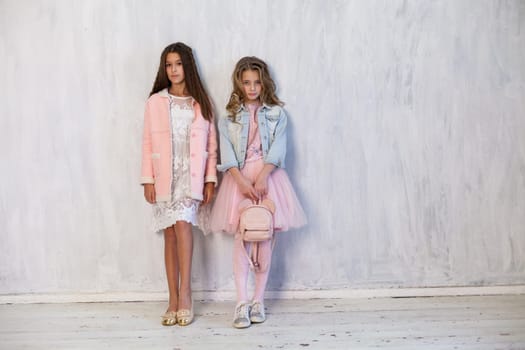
(226, 56, 283, 119)
(150, 42, 213, 121)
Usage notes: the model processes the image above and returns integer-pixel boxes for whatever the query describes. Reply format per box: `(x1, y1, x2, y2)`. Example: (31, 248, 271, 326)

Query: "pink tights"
(233, 235, 273, 304)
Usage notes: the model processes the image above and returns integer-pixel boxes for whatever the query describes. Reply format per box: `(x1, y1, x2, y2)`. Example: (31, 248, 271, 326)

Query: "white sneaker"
(233, 302, 251, 328)
(250, 301, 266, 323)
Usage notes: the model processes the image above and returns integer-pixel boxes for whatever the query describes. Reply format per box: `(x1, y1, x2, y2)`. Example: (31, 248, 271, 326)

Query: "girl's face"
(165, 52, 185, 86)
(241, 69, 262, 104)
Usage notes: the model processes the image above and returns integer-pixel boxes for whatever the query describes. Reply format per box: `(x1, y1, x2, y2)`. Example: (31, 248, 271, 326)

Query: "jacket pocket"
(265, 114, 279, 134)
(265, 110, 280, 120)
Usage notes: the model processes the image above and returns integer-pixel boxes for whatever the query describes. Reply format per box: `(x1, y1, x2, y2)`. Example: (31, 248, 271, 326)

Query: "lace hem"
(152, 199, 199, 232)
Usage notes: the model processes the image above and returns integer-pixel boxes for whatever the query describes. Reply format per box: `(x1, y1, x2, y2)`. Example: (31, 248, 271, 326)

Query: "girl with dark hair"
(140, 42, 217, 326)
(210, 56, 307, 328)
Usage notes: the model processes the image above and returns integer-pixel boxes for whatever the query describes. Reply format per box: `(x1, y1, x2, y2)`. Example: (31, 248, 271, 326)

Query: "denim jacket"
(217, 104, 287, 172)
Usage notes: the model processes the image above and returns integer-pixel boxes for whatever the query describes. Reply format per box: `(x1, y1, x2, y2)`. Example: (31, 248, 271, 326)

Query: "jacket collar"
(159, 88, 169, 98)
(239, 102, 271, 112)
(158, 88, 196, 105)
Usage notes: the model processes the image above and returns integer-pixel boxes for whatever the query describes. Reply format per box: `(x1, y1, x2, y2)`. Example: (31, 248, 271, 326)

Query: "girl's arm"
(202, 115, 218, 205)
(254, 163, 276, 198)
(254, 108, 287, 198)
(140, 101, 155, 184)
(218, 116, 257, 200)
(144, 184, 156, 204)
(264, 108, 287, 168)
(202, 182, 214, 205)
(217, 117, 240, 172)
(141, 100, 156, 203)
(204, 116, 218, 185)
(229, 167, 258, 201)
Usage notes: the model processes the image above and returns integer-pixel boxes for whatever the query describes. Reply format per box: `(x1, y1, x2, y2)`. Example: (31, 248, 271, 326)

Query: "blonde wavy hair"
(226, 56, 283, 119)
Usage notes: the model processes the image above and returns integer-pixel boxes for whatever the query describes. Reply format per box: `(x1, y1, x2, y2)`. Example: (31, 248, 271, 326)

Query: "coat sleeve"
(140, 100, 155, 184)
(204, 116, 218, 185)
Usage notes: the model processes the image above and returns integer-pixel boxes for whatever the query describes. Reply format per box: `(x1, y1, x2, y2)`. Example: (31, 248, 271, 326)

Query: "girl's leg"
(252, 239, 273, 302)
(175, 220, 193, 311)
(163, 226, 179, 312)
(249, 240, 273, 324)
(233, 235, 250, 303)
(232, 234, 252, 328)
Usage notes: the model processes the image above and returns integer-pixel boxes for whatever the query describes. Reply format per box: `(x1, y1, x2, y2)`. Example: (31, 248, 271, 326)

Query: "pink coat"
(140, 89, 218, 202)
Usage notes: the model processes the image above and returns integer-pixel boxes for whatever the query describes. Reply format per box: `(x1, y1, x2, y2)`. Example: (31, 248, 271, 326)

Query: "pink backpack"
(238, 198, 275, 271)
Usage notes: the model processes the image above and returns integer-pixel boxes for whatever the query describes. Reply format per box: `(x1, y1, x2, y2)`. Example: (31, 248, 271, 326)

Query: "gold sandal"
(161, 310, 177, 326)
(176, 304, 194, 326)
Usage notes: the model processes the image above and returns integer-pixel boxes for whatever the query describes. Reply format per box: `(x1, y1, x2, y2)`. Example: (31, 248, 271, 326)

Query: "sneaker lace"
(251, 302, 262, 314)
(235, 303, 249, 319)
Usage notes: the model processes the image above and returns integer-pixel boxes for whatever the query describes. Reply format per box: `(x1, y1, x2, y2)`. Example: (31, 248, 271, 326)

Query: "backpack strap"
(242, 237, 276, 272)
(241, 241, 258, 271)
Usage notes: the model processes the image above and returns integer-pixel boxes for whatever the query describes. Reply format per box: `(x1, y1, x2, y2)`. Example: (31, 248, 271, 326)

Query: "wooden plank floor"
(1, 295, 524, 349)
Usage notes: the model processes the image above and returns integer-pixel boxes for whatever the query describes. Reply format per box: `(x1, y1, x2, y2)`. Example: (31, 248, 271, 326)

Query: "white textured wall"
(1, 0, 524, 296)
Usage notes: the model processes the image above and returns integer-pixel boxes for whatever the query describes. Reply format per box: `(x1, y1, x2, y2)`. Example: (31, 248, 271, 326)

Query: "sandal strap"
(177, 309, 191, 317)
(162, 310, 177, 319)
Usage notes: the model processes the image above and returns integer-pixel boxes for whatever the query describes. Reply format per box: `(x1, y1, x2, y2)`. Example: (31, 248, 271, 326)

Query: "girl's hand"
(144, 184, 156, 204)
(254, 173, 269, 198)
(237, 175, 259, 201)
(254, 164, 276, 199)
(202, 182, 215, 205)
(229, 167, 258, 201)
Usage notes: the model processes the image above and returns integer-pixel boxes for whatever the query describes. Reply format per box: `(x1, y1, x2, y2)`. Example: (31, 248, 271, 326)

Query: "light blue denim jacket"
(217, 104, 287, 172)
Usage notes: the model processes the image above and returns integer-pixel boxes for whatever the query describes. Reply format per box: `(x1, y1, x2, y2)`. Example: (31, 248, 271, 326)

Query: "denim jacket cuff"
(217, 162, 238, 172)
(264, 158, 285, 169)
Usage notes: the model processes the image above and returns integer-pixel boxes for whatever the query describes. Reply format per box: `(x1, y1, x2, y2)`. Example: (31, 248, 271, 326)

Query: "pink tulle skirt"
(209, 158, 307, 234)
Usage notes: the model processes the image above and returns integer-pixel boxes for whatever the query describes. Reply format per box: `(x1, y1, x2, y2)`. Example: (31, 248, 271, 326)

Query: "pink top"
(245, 103, 263, 163)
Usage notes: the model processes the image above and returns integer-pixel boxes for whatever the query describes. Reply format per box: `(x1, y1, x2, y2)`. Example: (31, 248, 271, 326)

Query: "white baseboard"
(1, 285, 524, 304)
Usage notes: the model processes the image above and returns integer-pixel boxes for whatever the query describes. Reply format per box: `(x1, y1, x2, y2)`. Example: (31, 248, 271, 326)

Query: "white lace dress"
(152, 94, 200, 232)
